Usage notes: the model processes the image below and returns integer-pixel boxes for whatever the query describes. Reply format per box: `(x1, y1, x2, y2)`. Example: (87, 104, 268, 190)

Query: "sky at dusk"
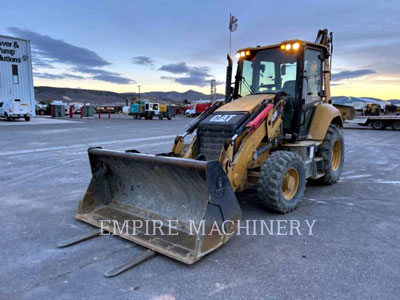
(1, 0, 399, 99)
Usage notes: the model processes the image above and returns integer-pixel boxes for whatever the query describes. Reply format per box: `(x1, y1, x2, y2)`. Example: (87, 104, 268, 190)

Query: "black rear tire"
(315, 124, 344, 184)
(5, 113, 11, 121)
(257, 151, 306, 213)
(392, 121, 400, 131)
(25, 116, 30, 121)
(371, 120, 386, 130)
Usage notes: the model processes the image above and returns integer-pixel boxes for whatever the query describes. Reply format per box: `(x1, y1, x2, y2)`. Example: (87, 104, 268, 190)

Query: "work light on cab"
(281, 42, 301, 51)
(235, 50, 251, 59)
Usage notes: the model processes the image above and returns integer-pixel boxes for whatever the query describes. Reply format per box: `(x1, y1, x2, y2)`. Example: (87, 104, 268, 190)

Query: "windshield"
(239, 48, 298, 97)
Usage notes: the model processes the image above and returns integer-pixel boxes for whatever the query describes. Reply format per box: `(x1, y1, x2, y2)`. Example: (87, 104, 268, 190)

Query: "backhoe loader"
(73, 29, 354, 266)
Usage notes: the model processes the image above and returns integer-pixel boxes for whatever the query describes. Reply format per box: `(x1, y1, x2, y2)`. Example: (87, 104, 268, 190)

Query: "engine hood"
(216, 94, 275, 113)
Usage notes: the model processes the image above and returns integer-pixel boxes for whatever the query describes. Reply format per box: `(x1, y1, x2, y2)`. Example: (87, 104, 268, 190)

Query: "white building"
(0, 34, 35, 116)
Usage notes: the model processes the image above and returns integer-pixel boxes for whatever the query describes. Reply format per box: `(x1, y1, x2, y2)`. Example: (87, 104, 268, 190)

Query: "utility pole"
(210, 79, 216, 102)
(138, 85, 141, 99)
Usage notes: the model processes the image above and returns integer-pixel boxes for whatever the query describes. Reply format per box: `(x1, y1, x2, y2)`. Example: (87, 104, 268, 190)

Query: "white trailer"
(0, 34, 35, 120)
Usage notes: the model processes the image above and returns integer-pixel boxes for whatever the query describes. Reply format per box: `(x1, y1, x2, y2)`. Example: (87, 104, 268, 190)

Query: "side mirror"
(281, 65, 286, 76)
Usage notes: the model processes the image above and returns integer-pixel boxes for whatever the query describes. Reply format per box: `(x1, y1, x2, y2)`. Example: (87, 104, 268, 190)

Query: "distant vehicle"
(97, 106, 116, 113)
(36, 103, 49, 115)
(155, 104, 176, 120)
(185, 106, 196, 117)
(185, 103, 211, 117)
(362, 103, 382, 116)
(0, 99, 31, 121)
(105, 106, 115, 113)
(73, 104, 83, 114)
(122, 106, 130, 114)
(129, 102, 159, 119)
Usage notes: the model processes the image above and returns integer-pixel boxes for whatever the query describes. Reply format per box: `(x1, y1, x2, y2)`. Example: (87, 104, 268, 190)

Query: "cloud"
(7, 27, 109, 68)
(7, 27, 133, 84)
(159, 62, 191, 74)
(332, 69, 376, 81)
(159, 62, 215, 87)
(32, 58, 55, 69)
(132, 56, 154, 66)
(72, 66, 135, 84)
(33, 72, 85, 80)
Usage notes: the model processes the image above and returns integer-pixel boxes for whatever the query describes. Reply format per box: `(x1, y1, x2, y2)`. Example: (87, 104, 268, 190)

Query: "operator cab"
(233, 40, 329, 140)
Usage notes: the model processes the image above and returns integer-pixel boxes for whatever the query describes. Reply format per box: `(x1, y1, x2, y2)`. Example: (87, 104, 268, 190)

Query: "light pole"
(138, 85, 141, 99)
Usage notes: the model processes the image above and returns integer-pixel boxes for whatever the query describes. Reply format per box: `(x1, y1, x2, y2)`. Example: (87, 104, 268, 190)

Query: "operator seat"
(282, 80, 296, 97)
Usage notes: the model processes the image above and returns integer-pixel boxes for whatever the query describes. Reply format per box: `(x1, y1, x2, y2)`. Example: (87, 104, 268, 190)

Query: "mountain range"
(34, 86, 399, 106)
(34, 86, 224, 105)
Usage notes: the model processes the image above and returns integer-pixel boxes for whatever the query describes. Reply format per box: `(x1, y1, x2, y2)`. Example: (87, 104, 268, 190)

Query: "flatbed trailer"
(347, 115, 400, 130)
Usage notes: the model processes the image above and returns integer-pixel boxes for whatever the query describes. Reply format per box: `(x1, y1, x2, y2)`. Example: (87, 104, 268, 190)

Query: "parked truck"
(129, 101, 159, 119)
(155, 104, 176, 120)
(185, 103, 211, 117)
(0, 99, 31, 121)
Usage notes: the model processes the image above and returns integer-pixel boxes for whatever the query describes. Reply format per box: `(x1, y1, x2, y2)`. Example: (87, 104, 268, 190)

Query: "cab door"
(299, 48, 324, 138)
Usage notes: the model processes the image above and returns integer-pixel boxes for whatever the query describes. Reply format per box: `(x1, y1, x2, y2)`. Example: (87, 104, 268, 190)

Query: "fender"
(307, 103, 343, 141)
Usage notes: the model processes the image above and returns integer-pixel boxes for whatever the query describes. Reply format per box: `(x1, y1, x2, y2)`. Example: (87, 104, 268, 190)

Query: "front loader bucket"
(333, 104, 356, 121)
(76, 148, 242, 264)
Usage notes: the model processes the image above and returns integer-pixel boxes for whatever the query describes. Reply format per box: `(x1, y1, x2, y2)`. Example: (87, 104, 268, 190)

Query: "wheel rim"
(282, 168, 300, 201)
(374, 121, 383, 129)
(331, 140, 341, 171)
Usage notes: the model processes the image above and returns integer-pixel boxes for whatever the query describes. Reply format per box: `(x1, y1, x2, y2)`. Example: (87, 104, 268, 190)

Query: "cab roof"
(237, 39, 329, 54)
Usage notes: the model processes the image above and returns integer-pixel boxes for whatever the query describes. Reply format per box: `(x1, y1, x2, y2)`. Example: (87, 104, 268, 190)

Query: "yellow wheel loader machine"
(62, 29, 353, 276)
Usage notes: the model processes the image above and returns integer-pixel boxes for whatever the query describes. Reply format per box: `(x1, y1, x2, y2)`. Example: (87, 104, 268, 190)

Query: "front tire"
(25, 116, 30, 121)
(257, 151, 306, 213)
(316, 124, 344, 184)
